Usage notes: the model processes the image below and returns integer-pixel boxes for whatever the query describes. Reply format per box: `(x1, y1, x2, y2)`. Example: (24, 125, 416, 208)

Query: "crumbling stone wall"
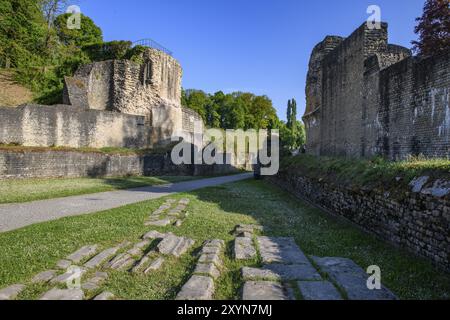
(0, 104, 151, 149)
(270, 172, 450, 271)
(303, 22, 450, 159)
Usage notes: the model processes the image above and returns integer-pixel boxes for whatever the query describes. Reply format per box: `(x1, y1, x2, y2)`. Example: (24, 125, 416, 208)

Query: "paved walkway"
(0, 173, 252, 233)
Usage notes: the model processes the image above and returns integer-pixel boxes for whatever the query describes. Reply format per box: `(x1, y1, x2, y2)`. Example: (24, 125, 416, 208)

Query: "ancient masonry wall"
(303, 22, 450, 159)
(0, 104, 151, 149)
(0, 149, 241, 179)
(270, 171, 450, 271)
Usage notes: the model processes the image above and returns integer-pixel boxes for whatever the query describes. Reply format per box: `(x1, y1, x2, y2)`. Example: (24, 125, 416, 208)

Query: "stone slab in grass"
(179, 198, 190, 205)
(82, 272, 108, 291)
(142, 230, 169, 240)
(257, 236, 309, 265)
(204, 239, 225, 249)
(242, 267, 279, 281)
(297, 281, 343, 300)
(312, 256, 397, 300)
(198, 253, 221, 267)
(263, 263, 321, 281)
(174, 219, 183, 227)
(56, 259, 72, 270)
(84, 242, 130, 269)
(32, 270, 57, 283)
(93, 291, 115, 300)
(145, 218, 172, 227)
(40, 288, 84, 300)
(242, 281, 290, 300)
(106, 253, 135, 270)
(176, 275, 214, 300)
(0, 284, 25, 300)
(194, 263, 221, 279)
(157, 235, 195, 257)
(66, 245, 98, 263)
(131, 255, 151, 273)
(50, 267, 86, 285)
(144, 257, 165, 273)
(234, 237, 256, 260)
(201, 245, 221, 255)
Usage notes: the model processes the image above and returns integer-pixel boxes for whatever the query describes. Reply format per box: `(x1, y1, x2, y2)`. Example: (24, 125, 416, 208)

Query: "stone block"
(0, 284, 25, 300)
(297, 281, 343, 300)
(242, 281, 290, 300)
(176, 276, 214, 300)
(40, 288, 84, 300)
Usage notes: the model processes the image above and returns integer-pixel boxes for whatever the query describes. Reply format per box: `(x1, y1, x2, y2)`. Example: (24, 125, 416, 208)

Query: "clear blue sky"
(76, 0, 425, 121)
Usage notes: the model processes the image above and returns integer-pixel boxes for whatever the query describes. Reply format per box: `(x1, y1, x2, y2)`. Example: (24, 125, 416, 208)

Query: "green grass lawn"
(0, 179, 448, 300)
(0, 176, 198, 204)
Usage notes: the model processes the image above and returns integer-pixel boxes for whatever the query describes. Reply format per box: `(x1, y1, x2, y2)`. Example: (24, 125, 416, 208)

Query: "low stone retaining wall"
(0, 150, 241, 179)
(270, 172, 450, 272)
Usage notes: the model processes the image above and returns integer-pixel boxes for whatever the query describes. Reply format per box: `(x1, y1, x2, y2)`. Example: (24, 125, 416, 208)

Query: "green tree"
(54, 13, 103, 47)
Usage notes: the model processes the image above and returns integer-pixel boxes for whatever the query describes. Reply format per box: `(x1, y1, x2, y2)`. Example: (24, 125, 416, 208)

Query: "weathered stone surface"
(157, 235, 194, 257)
(145, 218, 172, 227)
(84, 242, 129, 269)
(312, 257, 397, 300)
(32, 270, 57, 283)
(106, 253, 134, 270)
(144, 257, 165, 273)
(82, 272, 108, 291)
(40, 288, 84, 300)
(93, 291, 115, 300)
(142, 230, 167, 240)
(174, 205, 186, 211)
(50, 267, 86, 284)
(131, 256, 151, 273)
(194, 263, 221, 279)
(297, 281, 343, 300)
(198, 253, 221, 267)
(241, 267, 279, 281)
(236, 231, 253, 238)
(66, 245, 98, 263)
(127, 247, 143, 256)
(0, 284, 25, 300)
(176, 276, 214, 300)
(204, 239, 225, 249)
(263, 264, 321, 281)
(56, 259, 72, 269)
(257, 237, 309, 265)
(242, 281, 290, 300)
(234, 237, 256, 260)
(179, 199, 190, 205)
(421, 179, 450, 198)
(410, 176, 429, 193)
(167, 210, 180, 217)
(201, 246, 221, 255)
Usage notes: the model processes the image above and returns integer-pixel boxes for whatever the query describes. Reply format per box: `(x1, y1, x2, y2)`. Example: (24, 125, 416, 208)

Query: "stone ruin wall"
(0, 47, 203, 150)
(303, 22, 450, 160)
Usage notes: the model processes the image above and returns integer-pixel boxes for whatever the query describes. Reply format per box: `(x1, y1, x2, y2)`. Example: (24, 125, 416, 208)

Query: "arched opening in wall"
(143, 61, 153, 85)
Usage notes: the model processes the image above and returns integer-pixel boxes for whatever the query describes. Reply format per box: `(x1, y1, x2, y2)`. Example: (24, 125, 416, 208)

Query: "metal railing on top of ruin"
(132, 39, 173, 56)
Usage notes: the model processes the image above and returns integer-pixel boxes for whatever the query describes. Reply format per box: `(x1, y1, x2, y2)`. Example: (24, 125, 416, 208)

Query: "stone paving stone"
(157, 235, 194, 257)
(199, 253, 221, 266)
(236, 231, 253, 238)
(234, 237, 256, 260)
(145, 218, 172, 227)
(179, 199, 190, 205)
(127, 247, 143, 256)
(263, 264, 321, 281)
(82, 272, 108, 291)
(312, 257, 397, 300)
(194, 263, 221, 279)
(204, 239, 225, 248)
(93, 291, 115, 300)
(131, 255, 151, 273)
(297, 281, 343, 300)
(50, 267, 86, 284)
(144, 257, 165, 273)
(106, 253, 134, 270)
(32, 270, 57, 283)
(56, 259, 72, 269)
(142, 230, 168, 240)
(242, 281, 290, 300)
(66, 245, 98, 263)
(167, 210, 180, 217)
(0, 284, 25, 300)
(201, 246, 221, 255)
(84, 242, 130, 269)
(241, 267, 280, 281)
(40, 288, 84, 300)
(257, 237, 309, 265)
(176, 275, 214, 300)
